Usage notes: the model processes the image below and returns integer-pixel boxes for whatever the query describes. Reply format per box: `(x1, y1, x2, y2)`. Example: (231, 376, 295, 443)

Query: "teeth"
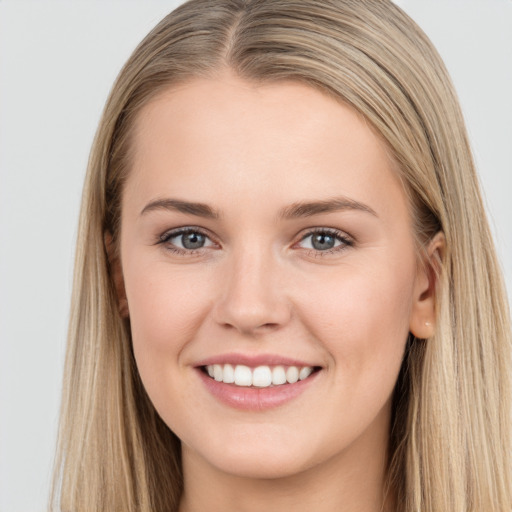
(205, 364, 316, 388)
(272, 366, 287, 385)
(299, 366, 313, 380)
(213, 364, 223, 382)
(234, 365, 252, 386)
(223, 363, 235, 384)
(286, 366, 299, 384)
(252, 366, 272, 387)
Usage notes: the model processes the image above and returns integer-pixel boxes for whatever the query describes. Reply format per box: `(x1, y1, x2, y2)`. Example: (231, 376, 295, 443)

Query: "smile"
(196, 358, 322, 410)
(204, 364, 317, 388)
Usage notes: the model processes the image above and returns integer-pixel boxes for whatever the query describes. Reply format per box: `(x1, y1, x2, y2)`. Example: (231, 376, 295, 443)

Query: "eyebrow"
(140, 198, 220, 219)
(278, 196, 378, 219)
(140, 196, 378, 220)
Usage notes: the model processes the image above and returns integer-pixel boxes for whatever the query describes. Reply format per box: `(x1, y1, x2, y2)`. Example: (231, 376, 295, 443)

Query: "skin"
(113, 70, 440, 512)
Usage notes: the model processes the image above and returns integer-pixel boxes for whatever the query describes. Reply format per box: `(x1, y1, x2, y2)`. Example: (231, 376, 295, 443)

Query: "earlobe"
(104, 232, 130, 318)
(409, 231, 445, 339)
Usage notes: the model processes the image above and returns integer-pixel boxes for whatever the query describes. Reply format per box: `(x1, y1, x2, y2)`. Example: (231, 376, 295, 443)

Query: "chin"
(185, 432, 319, 480)
(210, 450, 311, 480)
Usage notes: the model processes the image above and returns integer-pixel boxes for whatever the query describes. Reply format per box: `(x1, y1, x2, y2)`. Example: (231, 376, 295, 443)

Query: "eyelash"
(156, 226, 354, 257)
(297, 228, 354, 257)
(157, 227, 215, 256)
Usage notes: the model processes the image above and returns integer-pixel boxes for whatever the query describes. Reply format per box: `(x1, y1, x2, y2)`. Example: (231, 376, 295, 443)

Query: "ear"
(104, 232, 130, 318)
(409, 231, 445, 339)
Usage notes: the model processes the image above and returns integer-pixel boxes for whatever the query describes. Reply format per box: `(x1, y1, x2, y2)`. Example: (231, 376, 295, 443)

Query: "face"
(116, 72, 435, 480)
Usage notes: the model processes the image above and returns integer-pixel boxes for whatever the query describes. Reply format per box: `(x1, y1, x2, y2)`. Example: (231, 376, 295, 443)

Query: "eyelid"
(295, 227, 354, 256)
(156, 225, 354, 257)
(157, 226, 217, 254)
(158, 226, 212, 243)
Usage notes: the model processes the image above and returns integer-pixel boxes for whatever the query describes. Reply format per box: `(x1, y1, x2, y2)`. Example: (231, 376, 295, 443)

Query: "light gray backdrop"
(0, 1, 511, 511)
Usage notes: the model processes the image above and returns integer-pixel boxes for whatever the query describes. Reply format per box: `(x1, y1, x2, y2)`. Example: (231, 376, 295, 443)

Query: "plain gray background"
(0, 1, 511, 511)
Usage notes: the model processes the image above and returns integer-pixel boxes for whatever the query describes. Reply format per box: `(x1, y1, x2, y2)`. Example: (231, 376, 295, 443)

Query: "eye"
(297, 228, 353, 255)
(158, 227, 216, 254)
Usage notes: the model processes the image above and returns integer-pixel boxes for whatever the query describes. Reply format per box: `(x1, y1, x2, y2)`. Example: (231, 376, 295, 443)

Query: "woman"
(50, 1, 512, 511)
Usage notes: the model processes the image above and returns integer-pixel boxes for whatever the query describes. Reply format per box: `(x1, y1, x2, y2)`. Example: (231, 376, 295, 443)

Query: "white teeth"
(252, 366, 272, 387)
(223, 363, 235, 384)
(204, 364, 316, 388)
(272, 366, 287, 385)
(286, 366, 299, 384)
(299, 366, 313, 380)
(213, 364, 223, 382)
(234, 365, 252, 386)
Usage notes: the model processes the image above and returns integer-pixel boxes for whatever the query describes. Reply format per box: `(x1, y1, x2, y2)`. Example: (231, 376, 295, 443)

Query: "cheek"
(124, 261, 215, 378)
(298, 256, 415, 385)
(124, 262, 222, 437)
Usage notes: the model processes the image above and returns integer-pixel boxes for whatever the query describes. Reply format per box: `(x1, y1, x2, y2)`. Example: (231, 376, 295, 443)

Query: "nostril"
(219, 320, 284, 336)
(212, 274, 292, 334)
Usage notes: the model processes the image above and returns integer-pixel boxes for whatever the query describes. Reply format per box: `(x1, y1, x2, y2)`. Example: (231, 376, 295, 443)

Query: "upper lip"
(194, 353, 322, 368)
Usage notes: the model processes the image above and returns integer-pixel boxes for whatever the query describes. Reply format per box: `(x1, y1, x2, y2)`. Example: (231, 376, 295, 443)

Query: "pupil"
(312, 233, 335, 250)
(182, 232, 205, 249)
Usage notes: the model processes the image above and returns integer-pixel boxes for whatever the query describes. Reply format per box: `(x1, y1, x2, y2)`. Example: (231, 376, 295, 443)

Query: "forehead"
(125, 73, 409, 226)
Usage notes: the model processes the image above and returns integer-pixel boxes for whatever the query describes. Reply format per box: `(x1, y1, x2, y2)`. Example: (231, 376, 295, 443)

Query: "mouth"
(201, 364, 322, 388)
(195, 354, 323, 410)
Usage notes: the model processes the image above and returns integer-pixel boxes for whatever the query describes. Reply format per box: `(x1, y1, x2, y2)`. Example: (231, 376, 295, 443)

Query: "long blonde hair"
(50, 1, 512, 510)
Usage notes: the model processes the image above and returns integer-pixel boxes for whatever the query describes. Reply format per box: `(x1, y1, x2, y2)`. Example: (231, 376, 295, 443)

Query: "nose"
(213, 246, 292, 336)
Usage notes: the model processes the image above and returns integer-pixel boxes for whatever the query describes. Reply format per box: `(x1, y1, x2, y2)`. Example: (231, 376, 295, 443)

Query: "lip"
(195, 354, 322, 411)
(194, 352, 321, 368)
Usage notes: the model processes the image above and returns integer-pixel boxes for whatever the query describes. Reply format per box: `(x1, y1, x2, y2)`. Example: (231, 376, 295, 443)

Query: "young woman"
(50, 1, 512, 511)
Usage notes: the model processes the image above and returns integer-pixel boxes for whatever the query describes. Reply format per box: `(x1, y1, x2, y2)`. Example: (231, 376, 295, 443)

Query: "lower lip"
(196, 368, 320, 411)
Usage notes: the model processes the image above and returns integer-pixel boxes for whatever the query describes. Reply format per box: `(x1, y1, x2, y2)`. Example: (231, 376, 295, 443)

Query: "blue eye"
(175, 231, 206, 250)
(159, 228, 215, 253)
(157, 226, 353, 257)
(298, 229, 353, 254)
